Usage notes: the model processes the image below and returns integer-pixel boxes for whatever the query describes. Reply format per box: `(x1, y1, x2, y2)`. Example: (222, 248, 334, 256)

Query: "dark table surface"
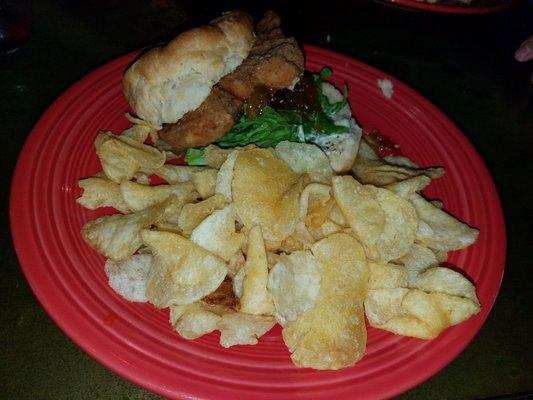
(1, 0, 532, 399)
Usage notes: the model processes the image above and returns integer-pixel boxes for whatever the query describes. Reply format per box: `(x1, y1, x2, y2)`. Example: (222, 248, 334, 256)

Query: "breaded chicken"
(159, 11, 304, 153)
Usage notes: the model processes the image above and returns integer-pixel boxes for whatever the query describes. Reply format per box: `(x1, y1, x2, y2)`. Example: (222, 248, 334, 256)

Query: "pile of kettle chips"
(78, 121, 480, 370)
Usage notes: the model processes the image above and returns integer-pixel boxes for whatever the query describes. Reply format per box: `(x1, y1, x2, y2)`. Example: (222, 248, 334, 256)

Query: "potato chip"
(232, 148, 306, 242)
(191, 169, 218, 199)
(120, 180, 197, 212)
(170, 303, 221, 340)
(95, 131, 165, 183)
(368, 261, 408, 289)
(289, 222, 316, 249)
(395, 243, 439, 287)
(332, 175, 418, 262)
(266, 252, 281, 269)
(153, 221, 181, 234)
(418, 267, 478, 303)
(227, 250, 245, 278)
(435, 250, 448, 263)
(121, 124, 151, 143)
(141, 230, 227, 308)
(431, 292, 480, 325)
(204, 144, 233, 168)
(154, 164, 205, 184)
(351, 140, 444, 186)
(299, 183, 334, 228)
(307, 219, 343, 241)
(232, 267, 245, 299)
(82, 200, 167, 261)
(268, 250, 321, 326)
(132, 172, 151, 185)
(124, 112, 156, 130)
(365, 285, 480, 339)
(274, 141, 333, 183)
(190, 205, 243, 261)
(410, 193, 479, 252)
(239, 226, 274, 315)
(104, 254, 152, 302)
(398, 290, 450, 338)
(431, 200, 444, 209)
(278, 235, 305, 253)
(215, 150, 240, 202)
(218, 313, 276, 348)
(364, 287, 409, 325)
(328, 203, 347, 226)
(332, 176, 384, 248)
(283, 234, 368, 369)
(170, 299, 275, 346)
(386, 175, 431, 199)
(177, 193, 226, 236)
(77, 176, 130, 213)
(383, 154, 419, 168)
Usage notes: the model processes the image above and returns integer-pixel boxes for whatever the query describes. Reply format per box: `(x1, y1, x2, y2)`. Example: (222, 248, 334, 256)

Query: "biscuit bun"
(123, 11, 254, 127)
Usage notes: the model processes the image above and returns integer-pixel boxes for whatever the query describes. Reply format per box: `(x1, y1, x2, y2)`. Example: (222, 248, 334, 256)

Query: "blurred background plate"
(374, 0, 518, 14)
(10, 45, 506, 400)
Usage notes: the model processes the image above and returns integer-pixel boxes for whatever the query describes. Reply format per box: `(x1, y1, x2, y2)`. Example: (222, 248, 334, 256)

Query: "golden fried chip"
(283, 233, 368, 370)
(278, 235, 305, 253)
(368, 261, 408, 289)
(190, 205, 243, 261)
(232, 148, 306, 242)
(121, 124, 151, 143)
(268, 250, 321, 325)
(169, 300, 275, 346)
(239, 226, 275, 315)
(191, 169, 218, 199)
(204, 144, 233, 168)
(396, 243, 439, 287)
(141, 230, 227, 308)
(386, 175, 431, 199)
(227, 250, 245, 278)
(364, 287, 409, 325)
(299, 183, 334, 229)
(410, 193, 479, 252)
(218, 313, 275, 348)
(351, 140, 444, 186)
(215, 150, 240, 202)
(77, 176, 130, 213)
(154, 164, 205, 184)
(95, 131, 165, 183)
(291, 222, 316, 248)
(431, 292, 480, 325)
(132, 172, 151, 185)
(307, 219, 343, 241)
(328, 203, 347, 226)
(120, 180, 196, 212)
(104, 254, 152, 302)
(274, 141, 334, 183)
(332, 175, 418, 262)
(81, 200, 167, 261)
(365, 284, 480, 340)
(418, 267, 478, 302)
(177, 194, 226, 237)
(169, 303, 221, 340)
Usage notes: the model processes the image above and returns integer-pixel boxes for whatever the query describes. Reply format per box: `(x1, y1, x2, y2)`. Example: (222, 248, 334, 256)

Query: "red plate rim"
(10, 44, 506, 399)
(376, 0, 518, 14)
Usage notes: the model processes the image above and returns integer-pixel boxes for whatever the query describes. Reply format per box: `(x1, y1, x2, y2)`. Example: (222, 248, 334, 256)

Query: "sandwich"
(122, 10, 362, 172)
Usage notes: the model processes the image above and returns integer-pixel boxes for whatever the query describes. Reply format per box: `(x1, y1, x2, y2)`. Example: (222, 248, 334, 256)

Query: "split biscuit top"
(122, 10, 254, 127)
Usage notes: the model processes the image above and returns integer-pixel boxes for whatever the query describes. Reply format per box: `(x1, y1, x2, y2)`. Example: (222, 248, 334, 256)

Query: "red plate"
(375, 0, 517, 14)
(10, 45, 505, 399)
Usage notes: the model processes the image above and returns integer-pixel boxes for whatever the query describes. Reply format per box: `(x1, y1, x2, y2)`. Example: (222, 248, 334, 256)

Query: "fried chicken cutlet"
(159, 11, 304, 153)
